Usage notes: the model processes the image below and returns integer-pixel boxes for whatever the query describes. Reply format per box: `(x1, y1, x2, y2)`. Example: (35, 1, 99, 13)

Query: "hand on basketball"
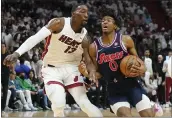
(130, 64, 146, 77)
(3, 52, 20, 66)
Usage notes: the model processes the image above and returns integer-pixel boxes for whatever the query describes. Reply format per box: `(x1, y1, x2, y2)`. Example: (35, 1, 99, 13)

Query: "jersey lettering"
(98, 51, 123, 71)
(98, 51, 124, 64)
(59, 35, 81, 53)
(109, 60, 118, 71)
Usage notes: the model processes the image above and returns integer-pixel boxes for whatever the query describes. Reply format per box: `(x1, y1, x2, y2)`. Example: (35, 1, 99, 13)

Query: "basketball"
(120, 55, 143, 77)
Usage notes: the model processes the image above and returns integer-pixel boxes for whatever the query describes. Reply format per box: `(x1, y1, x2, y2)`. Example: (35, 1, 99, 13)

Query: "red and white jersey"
(42, 17, 87, 66)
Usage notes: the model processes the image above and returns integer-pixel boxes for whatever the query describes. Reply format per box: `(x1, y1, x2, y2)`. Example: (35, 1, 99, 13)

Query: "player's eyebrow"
(102, 16, 115, 23)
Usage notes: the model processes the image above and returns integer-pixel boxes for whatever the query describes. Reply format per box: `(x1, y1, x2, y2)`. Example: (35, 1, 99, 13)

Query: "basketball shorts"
(109, 85, 152, 115)
(41, 64, 84, 89)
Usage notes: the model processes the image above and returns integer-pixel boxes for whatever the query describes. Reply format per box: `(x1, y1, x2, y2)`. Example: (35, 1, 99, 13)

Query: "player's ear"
(114, 24, 117, 30)
(72, 11, 76, 17)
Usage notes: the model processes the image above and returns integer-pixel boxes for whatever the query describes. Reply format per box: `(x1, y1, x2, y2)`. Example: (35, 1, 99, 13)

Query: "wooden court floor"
(2, 108, 172, 117)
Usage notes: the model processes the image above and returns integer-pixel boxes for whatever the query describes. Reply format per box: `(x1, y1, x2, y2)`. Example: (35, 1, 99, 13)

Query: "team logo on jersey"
(59, 35, 81, 53)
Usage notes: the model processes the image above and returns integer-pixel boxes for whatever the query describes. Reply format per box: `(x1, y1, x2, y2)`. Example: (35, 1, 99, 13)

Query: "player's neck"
(102, 32, 115, 44)
(71, 19, 82, 33)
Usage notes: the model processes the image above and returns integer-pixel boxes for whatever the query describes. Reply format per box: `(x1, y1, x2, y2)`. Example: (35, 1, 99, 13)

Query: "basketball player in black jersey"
(89, 11, 163, 117)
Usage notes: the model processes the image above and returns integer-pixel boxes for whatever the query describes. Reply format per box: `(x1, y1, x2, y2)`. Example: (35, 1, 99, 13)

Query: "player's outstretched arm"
(123, 35, 146, 76)
(3, 18, 63, 66)
(82, 34, 100, 85)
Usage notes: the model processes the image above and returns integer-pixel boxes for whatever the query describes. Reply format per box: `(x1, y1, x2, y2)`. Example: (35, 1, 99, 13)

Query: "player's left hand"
(130, 59, 146, 77)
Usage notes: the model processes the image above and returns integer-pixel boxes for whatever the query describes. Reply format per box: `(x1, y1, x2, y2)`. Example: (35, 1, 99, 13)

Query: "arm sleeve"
(15, 27, 51, 56)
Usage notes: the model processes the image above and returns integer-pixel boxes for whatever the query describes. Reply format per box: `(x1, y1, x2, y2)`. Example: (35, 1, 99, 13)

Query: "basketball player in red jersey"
(88, 9, 163, 117)
(4, 4, 102, 117)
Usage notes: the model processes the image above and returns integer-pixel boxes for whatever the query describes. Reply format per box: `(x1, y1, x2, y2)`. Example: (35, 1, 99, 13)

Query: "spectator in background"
(155, 55, 164, 77)
(9, 71, 34, 111)
(1, 43, 10, 115)
(31, 54, 43, 79)
(53, 7, 63, 17)
(27, 47, 39, 59)
(15, 71, 38, 110)
(161, 44, 172, 56)
(1, 29, 13, 52)
(143, 49, 153, 76)
(162, 50, 172, 107)
(12, 27, 23, 51)
(16, 53, 32, 69)
(144, 10, 152, 25)
(158, 28, 167, 50)
(155, 55, 165, 104)
(15, 56, 31, 78)
(143, 72, 158, 102)
(27, 70, 50, 110)
(7, 72, 18, 111)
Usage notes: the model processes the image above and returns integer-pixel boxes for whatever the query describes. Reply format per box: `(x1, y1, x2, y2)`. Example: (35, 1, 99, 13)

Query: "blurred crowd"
(1, 0, 172, 112)
(161, 0, 172, 21)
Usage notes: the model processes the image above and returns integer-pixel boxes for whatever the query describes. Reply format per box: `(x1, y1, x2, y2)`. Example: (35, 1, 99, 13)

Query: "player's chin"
(102, 30, 109, 34)
(82, 21, 87, 26)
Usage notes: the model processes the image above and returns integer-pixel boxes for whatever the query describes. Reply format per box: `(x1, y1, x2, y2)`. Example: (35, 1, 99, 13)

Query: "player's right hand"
(3, 52, 20, 66)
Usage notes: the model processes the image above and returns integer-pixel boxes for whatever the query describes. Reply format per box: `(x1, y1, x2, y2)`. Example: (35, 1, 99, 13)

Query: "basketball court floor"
(2, 108, 172, 117)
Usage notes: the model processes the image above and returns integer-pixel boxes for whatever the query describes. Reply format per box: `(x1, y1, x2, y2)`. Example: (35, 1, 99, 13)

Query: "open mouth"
(103, 26, 108, 30)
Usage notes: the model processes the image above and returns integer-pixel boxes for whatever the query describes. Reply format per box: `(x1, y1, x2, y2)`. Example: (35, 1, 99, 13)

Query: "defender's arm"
(82, 34, 97, 73)
(15, 18, 63, 56)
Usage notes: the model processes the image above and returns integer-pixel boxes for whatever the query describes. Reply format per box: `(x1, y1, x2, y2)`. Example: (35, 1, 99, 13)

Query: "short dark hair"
(99, 7, 120, 27)
(71, 4, 87, 13)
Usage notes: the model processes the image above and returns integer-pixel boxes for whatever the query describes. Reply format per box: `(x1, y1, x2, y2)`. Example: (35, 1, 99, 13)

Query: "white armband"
(15, 27, 51, 56)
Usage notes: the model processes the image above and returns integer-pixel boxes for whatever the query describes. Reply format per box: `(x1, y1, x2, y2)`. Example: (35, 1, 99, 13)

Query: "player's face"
(73, 5, 88, 26)
(101, 16, 115, 34)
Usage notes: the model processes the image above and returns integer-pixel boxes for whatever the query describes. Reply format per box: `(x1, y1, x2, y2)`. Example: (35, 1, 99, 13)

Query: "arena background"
(1, 0, 172, 117)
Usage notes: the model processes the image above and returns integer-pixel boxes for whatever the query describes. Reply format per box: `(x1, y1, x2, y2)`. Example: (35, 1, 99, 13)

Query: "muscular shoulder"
(46, 17, 65, 33)
(122, 35, 134, 48)
(122, 35, 132, 42)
